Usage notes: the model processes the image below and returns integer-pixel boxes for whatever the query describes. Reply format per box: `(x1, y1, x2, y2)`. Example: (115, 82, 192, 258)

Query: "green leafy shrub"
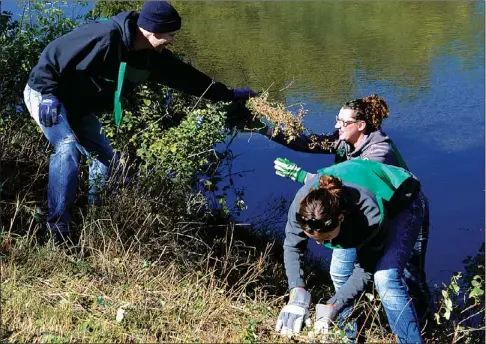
(433, 243, 485, 343)
(99, 83, 231, 188)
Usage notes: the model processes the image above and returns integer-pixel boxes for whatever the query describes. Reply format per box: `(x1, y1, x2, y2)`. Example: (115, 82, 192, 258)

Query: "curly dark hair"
(342, 94, 389, 131)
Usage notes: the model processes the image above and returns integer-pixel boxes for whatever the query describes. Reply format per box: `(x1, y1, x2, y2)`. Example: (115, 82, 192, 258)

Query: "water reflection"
(174, 1, 484, 105)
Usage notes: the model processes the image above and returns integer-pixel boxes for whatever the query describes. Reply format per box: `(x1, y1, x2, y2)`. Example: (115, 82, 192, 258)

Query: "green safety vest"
(389, 139, 408, 170)
(316, 160, 420, 249)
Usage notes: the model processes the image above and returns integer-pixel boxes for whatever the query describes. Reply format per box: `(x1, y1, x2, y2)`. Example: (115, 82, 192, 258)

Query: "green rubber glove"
(274, 158, 308, 184)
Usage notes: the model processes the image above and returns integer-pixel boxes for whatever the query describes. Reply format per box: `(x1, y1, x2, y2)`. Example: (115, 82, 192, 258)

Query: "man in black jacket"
(23, 1, 257, 245)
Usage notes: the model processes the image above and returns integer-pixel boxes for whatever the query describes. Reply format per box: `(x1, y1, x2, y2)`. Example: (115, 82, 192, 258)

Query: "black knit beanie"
(137, 1, 181, 33)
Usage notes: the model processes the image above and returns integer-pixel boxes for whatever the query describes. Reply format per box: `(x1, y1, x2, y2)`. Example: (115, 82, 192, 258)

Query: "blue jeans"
(330, 192, 429, 343)
(24, 85, 118, 233)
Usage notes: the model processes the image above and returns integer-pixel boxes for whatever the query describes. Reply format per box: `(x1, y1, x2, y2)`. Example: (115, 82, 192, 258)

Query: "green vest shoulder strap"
(96, 18, 125, 126)
(97, 18, 155, 126)
(114, 59, 126, 126)
(388, 138, 409, 170)
(114, 63, 152, 126)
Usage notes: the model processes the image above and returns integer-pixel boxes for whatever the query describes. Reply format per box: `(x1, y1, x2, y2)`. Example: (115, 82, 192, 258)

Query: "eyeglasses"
(295, 213, 334, 234)
(335, 116, 358, 128)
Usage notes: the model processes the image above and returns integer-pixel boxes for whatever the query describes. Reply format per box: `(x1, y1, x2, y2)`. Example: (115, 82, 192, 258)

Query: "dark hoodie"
(28, 11, 235, 116)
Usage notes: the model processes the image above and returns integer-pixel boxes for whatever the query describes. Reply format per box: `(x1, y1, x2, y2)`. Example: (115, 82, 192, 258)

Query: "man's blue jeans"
(330, 191, 430, 343)
(24, 85, 118, 233)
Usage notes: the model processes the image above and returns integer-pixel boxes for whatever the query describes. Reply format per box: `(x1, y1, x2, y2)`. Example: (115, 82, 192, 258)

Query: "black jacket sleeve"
(283, 175, 323, 289)
(325, 243, 384, 313)
(149, 49, 235, 102)
(284, 197, 309, 289)
(326, 262, 372, 312)
(267, 129, 339, 154)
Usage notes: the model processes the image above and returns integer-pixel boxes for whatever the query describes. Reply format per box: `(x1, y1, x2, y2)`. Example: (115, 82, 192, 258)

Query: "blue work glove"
(233, 88, 258, 100)
(274, 158, 308, 184)
(195, 116, 204, 130)
(275, 287, 312, 336)
(312, 304, 338, 338)
(39, 94, 61, 127)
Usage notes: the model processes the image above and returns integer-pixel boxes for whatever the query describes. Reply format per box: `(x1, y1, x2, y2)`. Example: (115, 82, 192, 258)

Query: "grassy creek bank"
(1, 116, 484, 343)
(1, 1, 484, 342)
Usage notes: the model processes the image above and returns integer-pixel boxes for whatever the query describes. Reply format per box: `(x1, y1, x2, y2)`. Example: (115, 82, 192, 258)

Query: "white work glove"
(275, 287, 312, 336)
(313, 303, 338, 337)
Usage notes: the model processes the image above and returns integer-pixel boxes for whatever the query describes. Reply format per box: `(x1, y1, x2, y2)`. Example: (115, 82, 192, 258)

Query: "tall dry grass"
(1, 117, 483, 343)
(0, 118, 324, 342)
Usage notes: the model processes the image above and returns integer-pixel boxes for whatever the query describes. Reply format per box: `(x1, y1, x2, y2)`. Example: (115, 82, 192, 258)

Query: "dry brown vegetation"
(1, 118, 483, 344)
(246, 91, 306, 143)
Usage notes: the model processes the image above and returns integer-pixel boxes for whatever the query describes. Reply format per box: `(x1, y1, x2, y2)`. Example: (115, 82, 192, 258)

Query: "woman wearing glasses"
(253, 94, 431, 340)
(256, 93, 407, 175)
(275, 159, 426, 343)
